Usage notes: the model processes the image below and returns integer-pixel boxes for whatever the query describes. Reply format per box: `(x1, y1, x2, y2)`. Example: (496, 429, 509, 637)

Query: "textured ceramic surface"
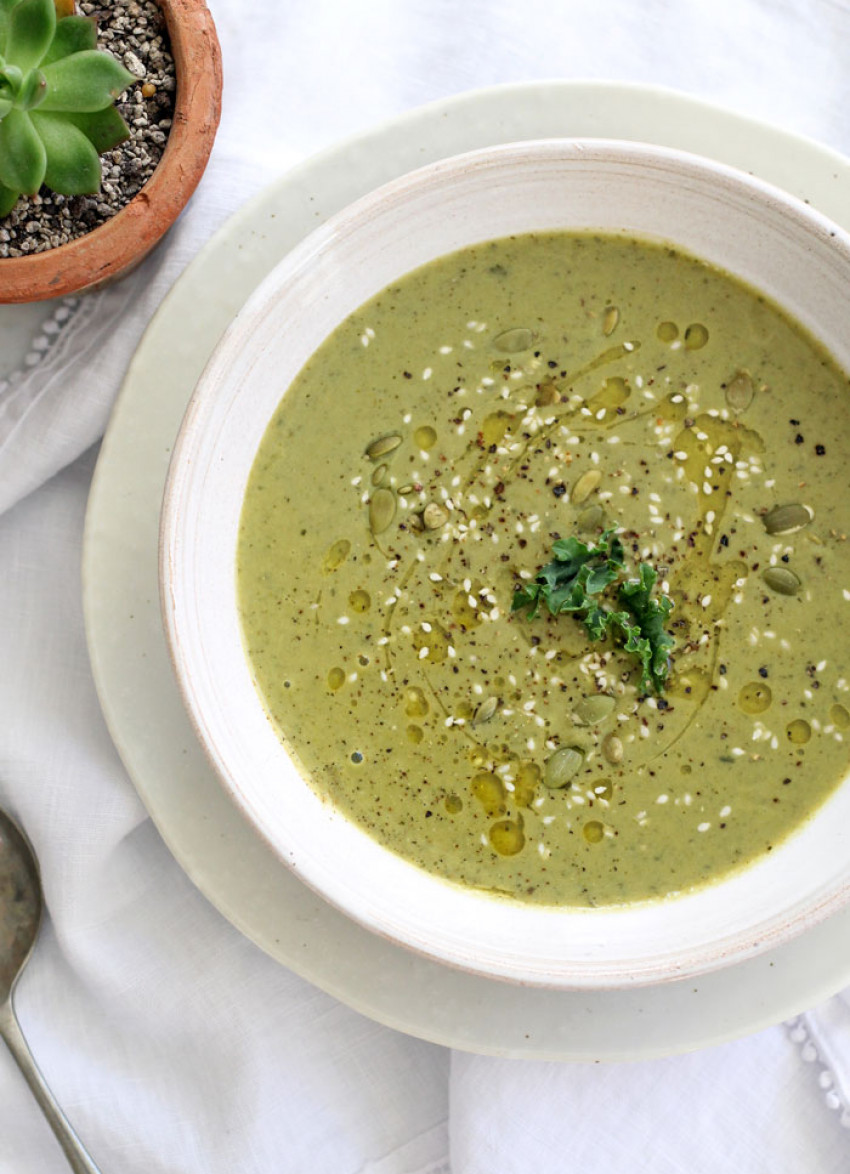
(159, 136, 850, 989)
(84, 82, 850, 1057)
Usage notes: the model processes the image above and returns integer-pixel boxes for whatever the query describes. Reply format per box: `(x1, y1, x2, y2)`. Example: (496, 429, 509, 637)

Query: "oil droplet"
(656, 321, 679, 342)
(830, 703, 850, 730)
(404, 687, 429, 718)
(480, 411, 516, 447)
(451, 585, 484, 628)
(322, 538, 351, 572)
(348, 589, 371, 613)
(444, 794, 463, 814)
(738, 681, 773, 715)
(684, 323, 709, 350)
(327, 667, 346, 691)
(413, 425, 437, 451)
(786, 719, 811, 745)
(407, 724, 424, 744)
(489, 819, 525, 856)
(472, 771, 507, 817)
(455, 700, 476, 723)
(412, 621, 450, 663)
(514, 761, 541, 807)
(593, 778, 613, 802)
(582, 820, 605, 844)
(587, 375, 629, 412)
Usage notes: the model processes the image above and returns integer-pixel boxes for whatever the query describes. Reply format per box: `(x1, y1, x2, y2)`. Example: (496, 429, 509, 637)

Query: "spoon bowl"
(0, 809, 42, 1002)
(0, 807, 102, 1174)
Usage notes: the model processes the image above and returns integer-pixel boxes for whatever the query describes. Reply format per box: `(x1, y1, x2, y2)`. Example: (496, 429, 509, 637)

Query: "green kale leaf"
(512, 531, 674, 694)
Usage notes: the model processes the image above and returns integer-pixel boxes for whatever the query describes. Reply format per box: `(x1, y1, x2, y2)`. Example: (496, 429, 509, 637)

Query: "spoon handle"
(0, 999, 103, 1174)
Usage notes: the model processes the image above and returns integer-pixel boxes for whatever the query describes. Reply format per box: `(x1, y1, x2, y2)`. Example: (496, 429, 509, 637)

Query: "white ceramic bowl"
(160, 139, 850, 988)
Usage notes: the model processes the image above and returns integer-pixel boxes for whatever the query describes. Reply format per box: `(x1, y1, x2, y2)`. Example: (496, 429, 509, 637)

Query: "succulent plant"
(0, 0, 135, 216)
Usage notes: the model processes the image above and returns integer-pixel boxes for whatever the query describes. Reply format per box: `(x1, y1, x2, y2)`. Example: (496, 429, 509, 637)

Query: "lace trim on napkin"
(787, 1010, 850, 1129)
(0, 296, 86, 400)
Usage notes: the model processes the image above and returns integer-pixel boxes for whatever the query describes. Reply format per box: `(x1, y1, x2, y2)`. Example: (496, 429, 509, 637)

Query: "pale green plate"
(83, 81, 850, 1060)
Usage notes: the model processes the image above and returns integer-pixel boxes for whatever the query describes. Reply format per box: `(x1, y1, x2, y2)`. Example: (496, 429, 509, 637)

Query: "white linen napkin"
(2, 1, 850, 1172)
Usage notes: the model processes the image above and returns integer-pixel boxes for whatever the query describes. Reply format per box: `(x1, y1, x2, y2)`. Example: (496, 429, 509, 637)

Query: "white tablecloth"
(2, 1, 850, 1171)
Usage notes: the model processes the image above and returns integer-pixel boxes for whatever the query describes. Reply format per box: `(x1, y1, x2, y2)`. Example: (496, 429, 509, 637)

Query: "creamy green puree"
(237, 232, 850, 906)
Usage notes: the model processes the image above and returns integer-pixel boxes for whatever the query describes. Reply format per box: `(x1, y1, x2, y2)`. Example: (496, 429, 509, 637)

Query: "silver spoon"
(0, 807, 102, 1174)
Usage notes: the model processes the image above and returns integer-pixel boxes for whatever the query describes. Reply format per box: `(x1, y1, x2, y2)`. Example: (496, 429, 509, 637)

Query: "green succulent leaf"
(0, 94, 12, 117)
(39, 50, 134, 112)
(32, 109, 100, 193)
(1, 60, 23, 93)
(0, 105, 44, 191)
(0, 0, 17, 58)
(65, 104, 130, 152)
(0, 178, 19, 215)
(5, 0, 55, 73)
(17, 65, 45, 109)
(42, 15, 97, 65)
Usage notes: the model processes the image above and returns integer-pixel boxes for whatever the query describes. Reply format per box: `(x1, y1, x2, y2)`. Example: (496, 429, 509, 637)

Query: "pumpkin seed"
(762, 566, 801, 596)
(602, 306, 619, 337)
(322, 538, 351, 572)
(422, 502, 449, 530)
(602, 734, 623, 764)
(577, 503, 606, 532)
(365, 433, 402, 460)
(543, 746, 585, 789)
(574, 694, 615, 726)
(571, 468, 602, 505)
(492, 327, 534, 354)
(472, 696, 499, 726)
(725, 370, 754, 414)
(762, 503, 813, 535)
(369, 487, 396, 535)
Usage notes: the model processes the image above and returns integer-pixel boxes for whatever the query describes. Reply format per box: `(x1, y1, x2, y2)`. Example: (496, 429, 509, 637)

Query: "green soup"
(236, 231, 850, 906)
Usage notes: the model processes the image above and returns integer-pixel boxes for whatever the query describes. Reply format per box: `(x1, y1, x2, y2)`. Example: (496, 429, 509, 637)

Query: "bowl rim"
(159, 135, 850, 989)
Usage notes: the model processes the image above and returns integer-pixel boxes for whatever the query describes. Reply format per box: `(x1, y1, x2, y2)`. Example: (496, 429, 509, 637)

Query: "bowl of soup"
(160, 138, 850, 987)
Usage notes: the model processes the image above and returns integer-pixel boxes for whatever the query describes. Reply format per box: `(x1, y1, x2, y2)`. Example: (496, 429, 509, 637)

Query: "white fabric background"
(2, 1, 850, 1171)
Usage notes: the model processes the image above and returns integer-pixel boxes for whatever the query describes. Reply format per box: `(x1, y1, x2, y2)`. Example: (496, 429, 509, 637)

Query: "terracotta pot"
(0, 0, 223, 304)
